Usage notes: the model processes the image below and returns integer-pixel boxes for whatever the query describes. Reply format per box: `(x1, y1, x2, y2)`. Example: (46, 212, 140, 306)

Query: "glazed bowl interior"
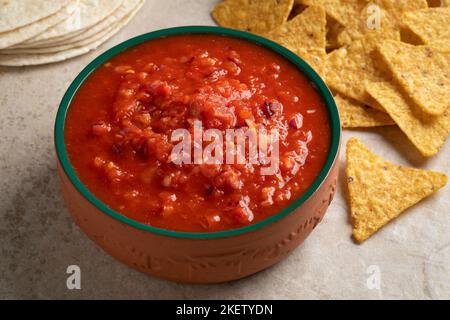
(55, 26, 341, 240)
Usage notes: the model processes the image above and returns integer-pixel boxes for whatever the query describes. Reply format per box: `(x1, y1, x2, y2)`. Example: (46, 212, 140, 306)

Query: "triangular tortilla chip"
(326, 16, 345, 51)
(266, 6, 326, 75)
(346, 137, 447, 243)
(297, 0, 404, 46)
(211, 0, 294, 34)
(325, 34, 397, 105)
(402, 8, 450, 52)
(377, 40, 450, 116)
(366, 81, 450, 157)
(336, 0, 427, 46)
(335, 94, 394, 128)
(295, 0, 365, 27)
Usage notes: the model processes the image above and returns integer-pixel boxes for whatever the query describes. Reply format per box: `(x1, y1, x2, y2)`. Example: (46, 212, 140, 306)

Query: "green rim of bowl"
(55, 26, 341, 239)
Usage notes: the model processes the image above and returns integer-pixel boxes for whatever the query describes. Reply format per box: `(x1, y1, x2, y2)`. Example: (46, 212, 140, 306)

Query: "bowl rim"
(55, 25, 341, 239)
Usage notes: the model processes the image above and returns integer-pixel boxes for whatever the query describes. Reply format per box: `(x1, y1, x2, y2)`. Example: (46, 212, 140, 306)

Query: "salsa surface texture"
(65, 34, 331, 232)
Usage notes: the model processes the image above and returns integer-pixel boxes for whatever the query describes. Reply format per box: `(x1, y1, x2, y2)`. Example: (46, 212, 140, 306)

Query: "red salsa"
(65, 35, 331, 232)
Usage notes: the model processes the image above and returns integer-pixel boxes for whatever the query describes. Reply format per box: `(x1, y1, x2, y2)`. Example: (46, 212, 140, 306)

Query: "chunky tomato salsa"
(65, 34, 331, 232)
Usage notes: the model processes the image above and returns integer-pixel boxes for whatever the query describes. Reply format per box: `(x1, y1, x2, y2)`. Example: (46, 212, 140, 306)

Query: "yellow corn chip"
(336, 0, 427, 46)
(426, 0, 442, 6)
(429, 39, 450, 53)
(289, 1, 307, 18)
(400, 26, 426, 46)
(430, 0, 450, 6)
(211, 0, 294, 34)
(335, 94, 394, 128)
(295, 0, 365, 27)
(326, 16, 345, 51)
(336, 3, 393, 46)
(377, 40, 450, 116)
(337, 24, 398, 47)
(266, 6, 327, 75)
(295, 49, 327, 76)
(366, 81, 450, 157)
(346, 137, 448, 243)
(402, 8, 450, 52)
(325, 34, 397, 105)
(382, 0, 428, 18)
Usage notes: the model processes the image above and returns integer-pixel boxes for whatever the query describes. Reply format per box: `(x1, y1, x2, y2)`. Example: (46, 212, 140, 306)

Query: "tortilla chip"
(326, 16, 345, 51)
(366, 81, 450, 157)
(288, 2, 308, 19)
(336, 0, 427, 46)
(211, 0, 294, 34)
(325, 34, 397, 106)
(426, 0, 441, 6)
(402, 8, 450, 52)
(383, 0, 428, 18)
(296, 49, 327, 76)
(346, 137, 448, 243)
(266, 6, 327, 75)
(336, 4, 394, 46)
(429, 40, 450, 53)
(335, 94, 394, 128)
(428, 0, 450, 6)
(295, 0, 364, 27)
(377, 40, 450, 116)
(337, 24, 398, 47)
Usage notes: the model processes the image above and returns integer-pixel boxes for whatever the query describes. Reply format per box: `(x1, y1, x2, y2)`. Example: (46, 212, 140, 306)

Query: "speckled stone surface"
(0, 0, 449, 299)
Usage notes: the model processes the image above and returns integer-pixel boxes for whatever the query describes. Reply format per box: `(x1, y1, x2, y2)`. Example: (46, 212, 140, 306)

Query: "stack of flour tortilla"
(0, 0, 145, 66)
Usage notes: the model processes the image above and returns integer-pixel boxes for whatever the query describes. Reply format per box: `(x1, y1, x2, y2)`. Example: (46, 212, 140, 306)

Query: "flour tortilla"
(11, 17, 86, 49)
(0, 0, 71, 33)
(1, 22, 119, 55)
(20, 0, 124, 46)
(10, 0, 141, 51)
(0, 0, 144, 66)
(0, 3, 73, 49)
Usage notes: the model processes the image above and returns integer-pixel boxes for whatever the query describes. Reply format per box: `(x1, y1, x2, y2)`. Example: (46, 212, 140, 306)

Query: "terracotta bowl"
(55, 26, 341, 284)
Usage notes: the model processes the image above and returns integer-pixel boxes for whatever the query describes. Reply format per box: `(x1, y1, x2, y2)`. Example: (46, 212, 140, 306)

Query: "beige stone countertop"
(0, 0, 449, 299)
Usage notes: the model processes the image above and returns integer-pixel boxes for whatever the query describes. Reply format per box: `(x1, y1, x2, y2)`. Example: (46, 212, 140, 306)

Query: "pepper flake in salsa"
(64, 35, 331, 232)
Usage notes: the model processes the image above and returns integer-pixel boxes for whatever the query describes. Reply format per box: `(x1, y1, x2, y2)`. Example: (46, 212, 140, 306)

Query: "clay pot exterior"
(55, 26, 342, 284)
(57, 156, 338, 283)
